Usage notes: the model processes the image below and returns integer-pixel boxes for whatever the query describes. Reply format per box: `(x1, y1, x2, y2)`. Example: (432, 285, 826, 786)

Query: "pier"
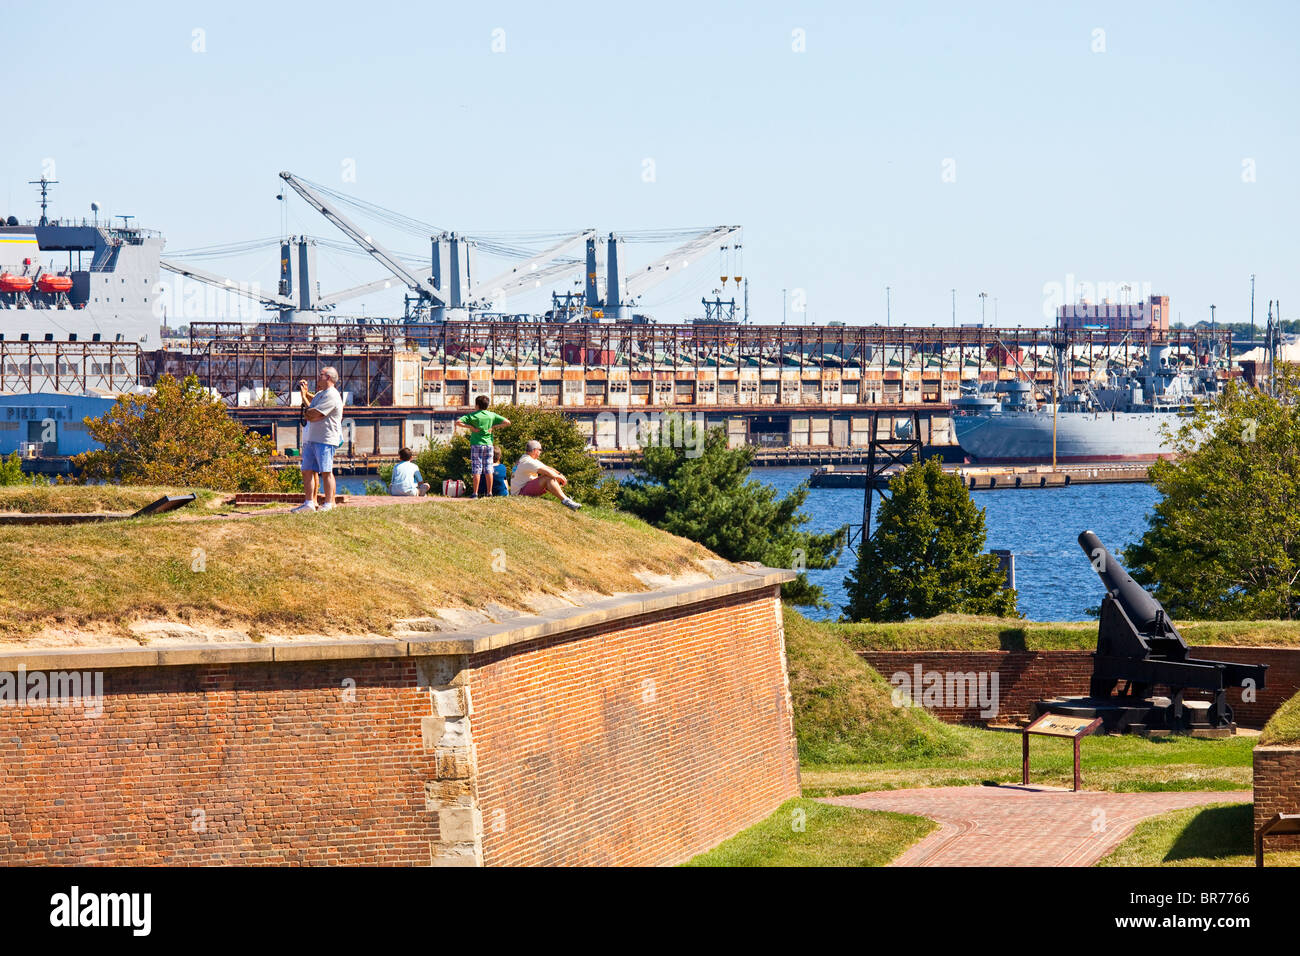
(808, 461, 1153, 490)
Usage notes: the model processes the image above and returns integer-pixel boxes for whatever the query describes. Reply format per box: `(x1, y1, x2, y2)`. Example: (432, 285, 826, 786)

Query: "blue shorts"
(470, 443, 493, 476)
(301, 441, 336, 474)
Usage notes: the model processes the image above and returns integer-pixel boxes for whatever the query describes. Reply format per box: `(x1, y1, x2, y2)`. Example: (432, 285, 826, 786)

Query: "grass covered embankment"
(1261, 691, 1300, 745)
(0, 485, 224, 514)
(0, 492, 721, 642)
(823, 614, 1300, 651)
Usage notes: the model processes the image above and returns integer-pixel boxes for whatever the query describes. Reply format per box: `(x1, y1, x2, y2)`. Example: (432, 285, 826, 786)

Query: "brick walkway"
(821, 786, 1252, 866)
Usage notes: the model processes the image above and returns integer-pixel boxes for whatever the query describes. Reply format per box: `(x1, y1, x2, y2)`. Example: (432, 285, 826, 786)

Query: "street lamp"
(951, 288, 956, 327)
(978, 291, 988, 326)
(886, 286, 891, 327)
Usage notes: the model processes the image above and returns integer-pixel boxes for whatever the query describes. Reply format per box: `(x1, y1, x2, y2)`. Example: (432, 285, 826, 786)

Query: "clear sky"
(6, 0, 1297, 328)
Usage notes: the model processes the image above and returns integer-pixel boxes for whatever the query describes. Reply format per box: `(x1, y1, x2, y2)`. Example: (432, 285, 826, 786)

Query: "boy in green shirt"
(456, 395, 511, 498)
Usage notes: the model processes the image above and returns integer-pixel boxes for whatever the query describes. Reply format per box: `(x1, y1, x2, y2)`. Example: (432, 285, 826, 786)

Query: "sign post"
(1022, 713, 1103, 791)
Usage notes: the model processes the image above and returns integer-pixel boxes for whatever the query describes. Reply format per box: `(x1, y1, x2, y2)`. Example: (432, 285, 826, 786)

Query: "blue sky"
(6, 0, 1297, 327)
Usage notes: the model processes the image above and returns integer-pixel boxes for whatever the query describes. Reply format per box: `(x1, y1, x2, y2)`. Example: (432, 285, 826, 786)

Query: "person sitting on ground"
(455, 395, 510, 498)
(292, 366, 344, 514)
(389, 447, 430, 497)
(491, 444, 509, 497)
(509, 439, 582, 511)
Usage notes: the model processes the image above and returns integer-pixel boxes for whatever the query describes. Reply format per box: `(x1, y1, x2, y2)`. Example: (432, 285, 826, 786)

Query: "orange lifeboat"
(0, 273, 34, 293)
(36, 274, 73, 293)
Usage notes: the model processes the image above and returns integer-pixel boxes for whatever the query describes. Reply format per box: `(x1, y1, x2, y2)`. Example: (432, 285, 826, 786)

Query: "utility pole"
(951, 288, 956, 327)
(1250, 274, 1256, 343)
(782, 288, 786, 325)
(886, 286, 891, 326)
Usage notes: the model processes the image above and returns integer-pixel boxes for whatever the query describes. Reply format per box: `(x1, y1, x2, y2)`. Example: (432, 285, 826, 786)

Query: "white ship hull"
(953, 408, 1188, 463)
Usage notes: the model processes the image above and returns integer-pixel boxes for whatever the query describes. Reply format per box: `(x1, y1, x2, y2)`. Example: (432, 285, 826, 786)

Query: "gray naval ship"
(0, 187, 164, 346)
(952, 344, 1218, 463)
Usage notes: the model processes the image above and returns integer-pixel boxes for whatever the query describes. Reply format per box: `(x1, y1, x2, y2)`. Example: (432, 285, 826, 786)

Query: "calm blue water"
(742, 468, 1160, 622)
(337, 468, 1159, 622)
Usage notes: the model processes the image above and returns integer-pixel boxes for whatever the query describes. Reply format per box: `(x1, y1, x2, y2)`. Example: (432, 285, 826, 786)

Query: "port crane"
(610, 225, 742, 319)
(162, 172, 742, 325)
(277, 171, 445, 317)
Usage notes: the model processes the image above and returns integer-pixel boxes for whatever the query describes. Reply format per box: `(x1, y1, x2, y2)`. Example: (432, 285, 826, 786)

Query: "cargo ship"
(0, 180, 163, 347)
(951, 344, 1217, 463)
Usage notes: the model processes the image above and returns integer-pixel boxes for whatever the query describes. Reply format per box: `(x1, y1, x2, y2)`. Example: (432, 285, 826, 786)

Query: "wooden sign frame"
(1022, 713, 1104, 791)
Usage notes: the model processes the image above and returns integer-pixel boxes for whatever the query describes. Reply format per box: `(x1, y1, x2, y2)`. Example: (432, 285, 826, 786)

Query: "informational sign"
(1025, 713, 1101, 739)
(1022, 713, 1103, 791)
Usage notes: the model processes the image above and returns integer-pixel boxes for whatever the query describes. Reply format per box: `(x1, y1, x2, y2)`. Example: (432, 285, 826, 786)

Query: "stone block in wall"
(425, 780, 474, 809)
(431, 687, 467, 717)
(436, 806, 482, 844)
(421, 715, 446, 752)
(416, 655, 470, 688)
(433, 748, 474, 780)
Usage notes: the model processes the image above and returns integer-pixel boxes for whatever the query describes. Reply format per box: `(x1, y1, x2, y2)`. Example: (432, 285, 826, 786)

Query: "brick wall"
(1253, 746, 1300, 852)
(0, 571, 798, 866)
(0, 659, 437, 865)
(471, 588, 800, 866)
(859, 647, 1300, 728)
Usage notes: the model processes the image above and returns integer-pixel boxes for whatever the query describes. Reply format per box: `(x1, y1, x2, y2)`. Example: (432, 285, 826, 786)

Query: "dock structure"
(808, 461, 1153, 490)
(3, 322, 1229, 464)
(168, 321, 1227, 459)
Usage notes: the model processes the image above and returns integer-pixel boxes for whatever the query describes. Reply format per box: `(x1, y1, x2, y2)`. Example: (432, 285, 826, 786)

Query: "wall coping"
(0, 567, 794, 672)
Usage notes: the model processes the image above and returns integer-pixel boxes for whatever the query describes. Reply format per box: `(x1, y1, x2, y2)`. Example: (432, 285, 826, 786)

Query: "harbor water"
(338, 468, 1160, 623)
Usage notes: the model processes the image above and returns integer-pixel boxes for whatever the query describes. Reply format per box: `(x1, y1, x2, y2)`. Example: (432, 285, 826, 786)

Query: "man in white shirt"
(510, 439, 581, 511)
(293, 366, 344, 514)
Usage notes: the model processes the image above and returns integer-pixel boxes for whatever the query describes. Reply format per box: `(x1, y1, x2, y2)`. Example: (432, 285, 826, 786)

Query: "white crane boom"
(278, 171, 445, 306)
(477, 259, 589, 305)
(160, 259, 295, 309)
(314, 277, 402, 309)
(470, 229, 595, 305)
(622, 225, 740, 303)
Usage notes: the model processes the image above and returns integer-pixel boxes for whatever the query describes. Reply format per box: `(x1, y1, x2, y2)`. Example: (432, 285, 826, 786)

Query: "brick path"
(822, 786, 1252, 866)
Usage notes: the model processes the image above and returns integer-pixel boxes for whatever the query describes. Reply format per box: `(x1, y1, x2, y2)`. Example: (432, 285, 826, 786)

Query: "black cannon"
(1033, 531, 1268, 735)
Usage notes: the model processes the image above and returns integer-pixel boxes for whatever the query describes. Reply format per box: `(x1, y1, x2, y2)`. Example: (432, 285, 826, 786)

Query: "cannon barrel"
(1078, 530, 1166, 632)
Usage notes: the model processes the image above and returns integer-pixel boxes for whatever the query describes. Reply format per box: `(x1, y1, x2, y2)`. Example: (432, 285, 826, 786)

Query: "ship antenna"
(28, 175, 59, 227)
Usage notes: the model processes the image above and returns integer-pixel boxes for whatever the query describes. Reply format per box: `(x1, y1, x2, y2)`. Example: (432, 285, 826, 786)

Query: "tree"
(415, 403, 617, 505)
(617, 416, 844, 607)
(0, 451, 27, 487)
(74, 373, 297, 492)
(1125, 371, 1300, 619)
(843, 457, 1017, 621)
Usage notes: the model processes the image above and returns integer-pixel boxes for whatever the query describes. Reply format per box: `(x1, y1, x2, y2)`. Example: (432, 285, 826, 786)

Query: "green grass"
(1261, 691, 1300, 745)
(0, 484, 223, 514)
(0, 497, 719, 640)
(824, 614, 1300, 650)
(683, 798, 935, 867)
(803, 726, 1255, 796)
(783, 607, 968, 764)
(1098, 803, 1300, 867)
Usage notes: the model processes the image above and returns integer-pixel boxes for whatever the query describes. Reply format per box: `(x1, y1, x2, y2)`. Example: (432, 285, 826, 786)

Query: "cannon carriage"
(1032, 531, 1268, 735)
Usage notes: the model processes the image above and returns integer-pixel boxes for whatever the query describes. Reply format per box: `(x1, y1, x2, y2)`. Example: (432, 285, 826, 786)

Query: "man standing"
(455, 395, 510, 498)
(510, 439, 582, 511)
(293, 366, 344, 513)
